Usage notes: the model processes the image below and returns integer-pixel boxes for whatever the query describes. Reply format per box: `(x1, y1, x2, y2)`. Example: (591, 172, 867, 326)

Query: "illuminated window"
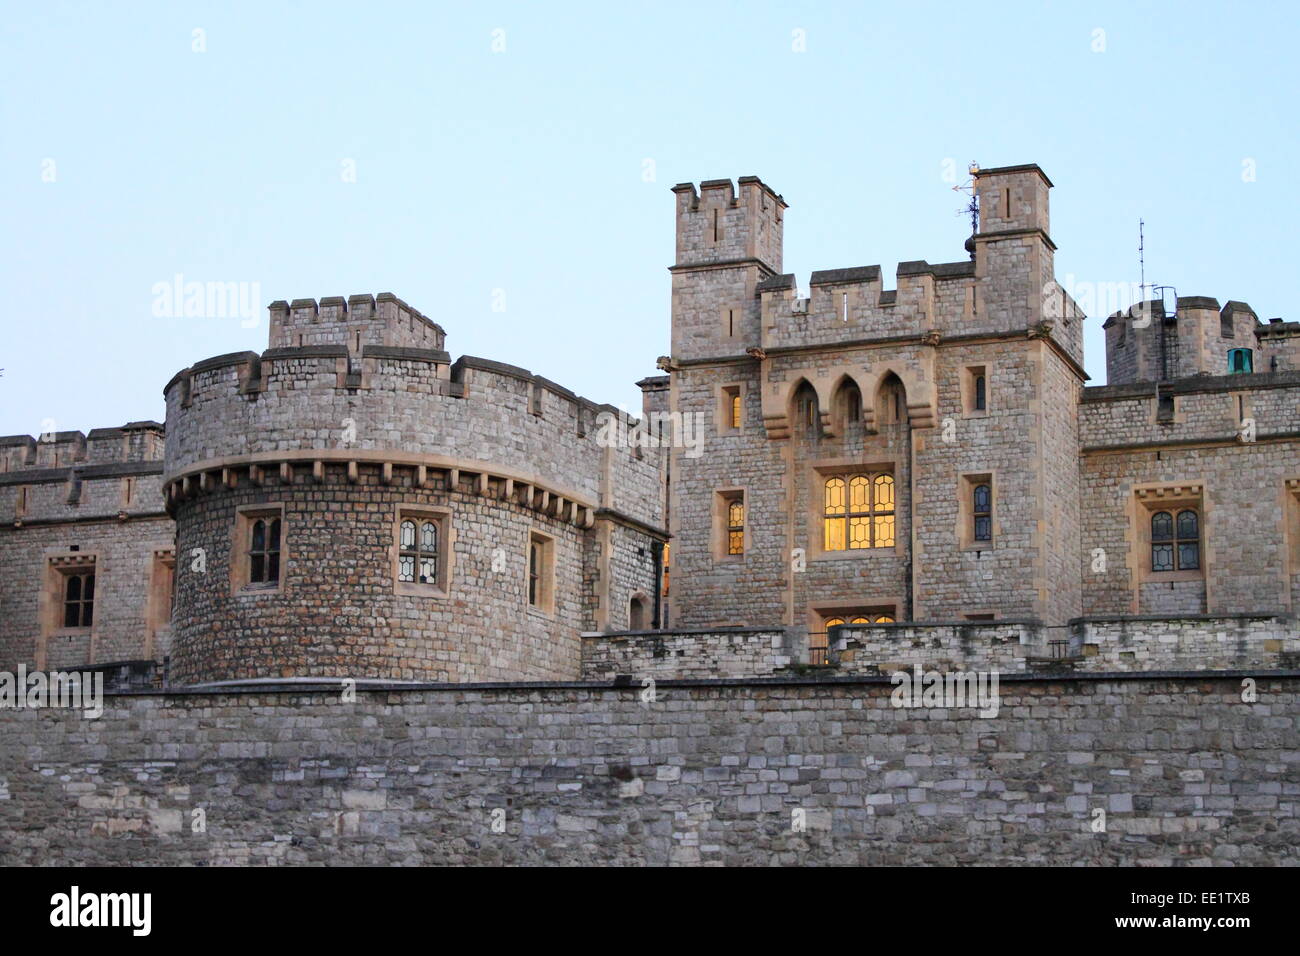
(63, 570, 95, 628)
(727, 498, 745, 555)
(722, 386, 742, 431)
(823, 473, 895, 551)
(661, 542, 670, 597)
(824, 613, 893, 628)
(1151, 508, 1200, 571)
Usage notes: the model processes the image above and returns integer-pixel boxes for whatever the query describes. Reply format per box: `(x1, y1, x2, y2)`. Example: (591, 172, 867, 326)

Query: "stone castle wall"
(0, 424, 174, 672)
(160, 297, 666, 683)
(2, 673, 1296, 865)
(169, 466, 592, 684)
(581, 627, 791, 680)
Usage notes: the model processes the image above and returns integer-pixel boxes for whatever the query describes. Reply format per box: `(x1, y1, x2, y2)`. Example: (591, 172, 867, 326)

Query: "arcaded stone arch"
(829, 373, 865, 437)
(789, 378, 823, 440)
(875, 371, 908, 426)
(859, 362, 936, 431)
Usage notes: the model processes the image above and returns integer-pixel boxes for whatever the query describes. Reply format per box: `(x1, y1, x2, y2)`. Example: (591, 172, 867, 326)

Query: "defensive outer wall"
(1, 671, 1296, 865)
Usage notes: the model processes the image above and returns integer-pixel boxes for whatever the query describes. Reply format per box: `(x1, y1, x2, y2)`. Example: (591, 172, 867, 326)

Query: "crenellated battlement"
(268, 291, 446, 353)
(163, 339, 666, 529)
(672, 176, 785, 273)
(1103, 295, 1295, 383)
(0, 421, 164, 474)
(671, 165, 1084, 367)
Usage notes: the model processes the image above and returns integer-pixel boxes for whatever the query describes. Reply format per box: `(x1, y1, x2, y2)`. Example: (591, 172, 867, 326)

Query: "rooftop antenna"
(1138, 219, 1146, 304)
(953, 161, 979, 258)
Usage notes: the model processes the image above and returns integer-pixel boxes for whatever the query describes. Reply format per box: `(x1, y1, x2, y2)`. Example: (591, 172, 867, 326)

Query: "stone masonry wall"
(831, 616, 1299, 675)
(1, 674, 1296, 865)
(169, 464, 590, 685)
(0, 425, 174, 672)
(581, 628, 790, 680)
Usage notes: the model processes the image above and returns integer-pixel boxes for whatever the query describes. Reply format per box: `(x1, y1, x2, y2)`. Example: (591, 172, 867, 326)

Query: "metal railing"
(807, 631, 832, 666)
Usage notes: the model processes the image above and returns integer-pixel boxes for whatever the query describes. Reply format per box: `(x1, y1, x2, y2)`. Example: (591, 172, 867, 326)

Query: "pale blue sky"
(1, 0, 1295, 437)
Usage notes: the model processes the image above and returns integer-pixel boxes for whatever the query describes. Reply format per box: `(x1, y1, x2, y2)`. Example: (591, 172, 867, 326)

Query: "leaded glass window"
(398, 517, 439, 585)
(823, 473, 895, 551)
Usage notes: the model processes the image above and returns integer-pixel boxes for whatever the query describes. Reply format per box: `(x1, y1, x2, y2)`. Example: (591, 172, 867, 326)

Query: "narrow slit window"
(972, 483, 992, 542)
(727, 498, 745, 555)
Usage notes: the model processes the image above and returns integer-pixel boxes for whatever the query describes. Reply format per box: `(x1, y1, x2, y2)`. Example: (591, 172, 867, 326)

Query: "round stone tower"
(162, 293, 665, 685)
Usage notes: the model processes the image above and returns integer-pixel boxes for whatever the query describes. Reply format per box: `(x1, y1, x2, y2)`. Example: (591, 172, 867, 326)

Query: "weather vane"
(953, 161, 980, 235)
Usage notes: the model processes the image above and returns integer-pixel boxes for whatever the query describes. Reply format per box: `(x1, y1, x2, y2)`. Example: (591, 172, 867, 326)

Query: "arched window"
(249, 517, 281, 585)
(1151, 508, 1200, 571)
(1228, 348, 1253, 374)
(974, 374, 986, 411)
(398, 518, 439, 584)
(823, 473, 895, 551)
(972, 484, 992, 542)
(730, 392, 742, 429)
(823, 613, 894, 628)
(727, 499, 745, 555)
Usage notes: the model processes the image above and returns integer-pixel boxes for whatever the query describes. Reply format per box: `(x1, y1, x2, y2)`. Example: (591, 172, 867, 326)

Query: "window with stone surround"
(1150, 509, 1200, 572)
(714, 489, 746, 559)
(720, 384, 743, 432)
(822, 473, 895, 551)
(808, 604, 898, 663)
(527, 530, 555, 614)
(232, 504, 286, 593)
(727, 497, 745, 555)
(393, 507, 452, 597)
(62, 568, 95, 628)
(963, 365, 989, 415)
(1135, 485, 1205, 585)
(148, 548, 175, 632)
(958, 473, 995, 549)
(42, 552, 98, 639)
(1287, 480, 1300, 572)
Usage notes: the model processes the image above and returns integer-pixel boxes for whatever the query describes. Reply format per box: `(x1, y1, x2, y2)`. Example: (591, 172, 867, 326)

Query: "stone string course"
(1, 675, 1296, 866)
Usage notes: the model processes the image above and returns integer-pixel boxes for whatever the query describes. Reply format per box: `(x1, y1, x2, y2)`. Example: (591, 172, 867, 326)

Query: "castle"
(2, 163, 1298, 686)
